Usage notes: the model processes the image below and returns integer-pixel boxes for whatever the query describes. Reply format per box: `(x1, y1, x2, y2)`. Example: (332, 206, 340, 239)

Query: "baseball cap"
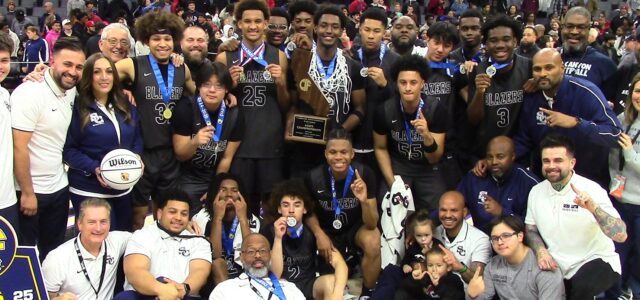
(62, 19, 71, 26)
(85, 20, 95, 27)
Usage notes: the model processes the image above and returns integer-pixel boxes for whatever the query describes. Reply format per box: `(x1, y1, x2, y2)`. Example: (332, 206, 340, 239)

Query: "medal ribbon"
(195, 96, 226, 142)
(429, 60, 459, 77)
(357, 43, 387, 67)
(488, 57, 512, 73)
(240, 42, 268, 67)
(287, 224, 304, 239)
(148, 55, 175, 104)
(74, 237, 107, 298)
(315, 52, 338, 78)
(248, 272, 287, 300)
(400, 99, 425, 145)
(221, 217, 239, 256)
(329, 166, 354, 221)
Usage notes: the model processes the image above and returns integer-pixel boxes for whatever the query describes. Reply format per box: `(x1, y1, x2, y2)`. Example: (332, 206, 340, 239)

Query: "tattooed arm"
(571, 183, 627, 243)
(525, 224, 558, 271)
(592, 206, 628, 243)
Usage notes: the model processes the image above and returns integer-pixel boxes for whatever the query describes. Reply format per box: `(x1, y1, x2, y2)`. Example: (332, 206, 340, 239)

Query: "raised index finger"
(570, 183, 581, 195)
(355, 168, 362, 180)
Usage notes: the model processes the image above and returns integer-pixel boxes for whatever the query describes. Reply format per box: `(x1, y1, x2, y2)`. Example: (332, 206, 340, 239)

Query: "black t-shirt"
(171, 95, 244, 177)
(304, 162, 376, 235)
(467, 54, 531, 158)
(260, 225, 318, 285)
(324, 54, 366, 128)
(373, 97, 448, 176)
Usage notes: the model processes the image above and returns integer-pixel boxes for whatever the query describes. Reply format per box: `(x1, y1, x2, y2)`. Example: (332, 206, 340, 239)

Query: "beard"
(243, 260, 270, 278)
(562, 39, 587, 54)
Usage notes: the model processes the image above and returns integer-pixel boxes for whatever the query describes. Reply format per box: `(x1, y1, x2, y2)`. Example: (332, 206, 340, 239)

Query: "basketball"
(100, 149, 143, 190)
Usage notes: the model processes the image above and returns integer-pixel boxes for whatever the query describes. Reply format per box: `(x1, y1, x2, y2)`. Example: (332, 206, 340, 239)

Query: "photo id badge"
(610, 174, 626, 200)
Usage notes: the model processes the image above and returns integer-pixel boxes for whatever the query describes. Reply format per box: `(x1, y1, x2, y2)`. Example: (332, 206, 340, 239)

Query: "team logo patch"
(477, 191, 488, 204)
(456, 246, 466, 256)
(90, 112, 105, 126)
(178, 247, 190, 257)
(536, 111, 547, 125)
(120, 172, 129, 181)
(299, 79, 312, 92)
(562, 203, 579, 212)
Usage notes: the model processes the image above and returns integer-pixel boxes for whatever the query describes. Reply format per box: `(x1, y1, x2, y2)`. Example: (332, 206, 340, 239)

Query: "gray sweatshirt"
(609, 114, 640, 205)
(468, 248, 565, 300)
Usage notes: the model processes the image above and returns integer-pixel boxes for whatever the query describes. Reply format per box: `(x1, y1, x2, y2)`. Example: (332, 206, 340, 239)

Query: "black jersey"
(304, 162, 376, 235)
(171, 95, 244, 178)
(132, 55, 186, 150)
(325, 54, 366, 128)
(352, 48, 400, 150)
(227, 43, 283, 159)
(373, 96, 447, 176)
(261, 225, 318, 284)
(467, 54, 531, 158)
(614, 64, 640, 114)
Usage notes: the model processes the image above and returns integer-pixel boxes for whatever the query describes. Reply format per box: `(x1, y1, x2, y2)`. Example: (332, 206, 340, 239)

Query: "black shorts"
(230, 157, 283, 194)
(318, 222, 363, 275)
(132, 148, 181, 207)
(293, 277, 316, 299)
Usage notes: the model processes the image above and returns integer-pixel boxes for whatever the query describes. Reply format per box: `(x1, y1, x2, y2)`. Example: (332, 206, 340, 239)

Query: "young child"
(402, 209, 441, 274)
(399, 247, 465, 300)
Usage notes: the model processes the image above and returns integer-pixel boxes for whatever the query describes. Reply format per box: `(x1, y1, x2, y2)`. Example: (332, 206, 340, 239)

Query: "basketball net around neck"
(308, 47, 352, 123)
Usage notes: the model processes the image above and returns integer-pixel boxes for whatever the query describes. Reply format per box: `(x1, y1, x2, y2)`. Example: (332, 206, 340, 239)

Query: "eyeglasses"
(243, 248, 269, 256)
(489, 232, 518, 244)
(564, 24, 589, 31)
(201, 82, 225, 90)
(106, 38, 130, 48)
(267, 24, 288, 31)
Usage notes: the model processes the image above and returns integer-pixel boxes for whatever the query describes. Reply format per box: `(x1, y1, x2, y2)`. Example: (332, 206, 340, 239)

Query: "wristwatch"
(183, 283, 191, 296)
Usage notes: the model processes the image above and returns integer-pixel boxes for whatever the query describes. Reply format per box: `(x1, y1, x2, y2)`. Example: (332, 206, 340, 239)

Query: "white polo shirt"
(10, 70, 76, 193)
(42, 231, 132, 300)
(525, 172, 621, 279)
(0, 86, 16, 209)
(209, 273, 306, 300)
(123, 222, 212, 290)
(434, 221, 492, 269)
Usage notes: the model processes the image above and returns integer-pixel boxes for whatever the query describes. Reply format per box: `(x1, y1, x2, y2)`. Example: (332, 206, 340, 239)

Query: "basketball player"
(115, 11, 196, 229)
(215, 0, 289, 217)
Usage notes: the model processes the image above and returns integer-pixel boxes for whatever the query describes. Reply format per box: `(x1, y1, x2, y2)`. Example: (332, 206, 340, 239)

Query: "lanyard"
(148, 55, 175, 104)
(400, 99, 424, 145)
(195, 96, 226, 142)
(287, 225, 304, 239)
(221, 217, 239, 256)
(357, 43, 386, 67)
(74, 237, 107, 299)
(315, 52, 337, 78)
(248, 272, 287, 300)
(618, 125, 640, 171)
(429, 60, 458, 77)
(329, 166, 354, 219)
(240, 42, 268, 67)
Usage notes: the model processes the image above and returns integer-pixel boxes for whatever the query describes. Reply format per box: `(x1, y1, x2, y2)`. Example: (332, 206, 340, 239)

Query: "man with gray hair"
(560, 6, 617, 101)
(99, 23, 133, 63)
(209, 233, 306, 300)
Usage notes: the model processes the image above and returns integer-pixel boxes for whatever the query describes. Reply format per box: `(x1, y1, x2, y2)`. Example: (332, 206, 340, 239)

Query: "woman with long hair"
(63, 53, 143, 231)
(172, 61, 243, 211)
(608, 73, 640, 298)
(467, 216, 565, 299)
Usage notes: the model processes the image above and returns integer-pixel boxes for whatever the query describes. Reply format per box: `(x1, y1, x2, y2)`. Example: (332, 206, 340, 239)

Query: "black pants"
(565, 258, 620, 300)
(17, 186, 69, 261)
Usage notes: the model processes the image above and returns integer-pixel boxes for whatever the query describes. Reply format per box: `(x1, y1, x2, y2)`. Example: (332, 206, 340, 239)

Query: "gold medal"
(163, 108, 172, 119)
(299, 79, 312, 92)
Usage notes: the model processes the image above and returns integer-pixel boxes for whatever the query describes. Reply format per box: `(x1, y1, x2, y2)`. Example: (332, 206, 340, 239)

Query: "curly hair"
(263, 178, 314, 225)
(390, 54, 431, 82)
(481, 13, 523, 44)
(234, 0, 269, 22)
(134, 10, 185, 44)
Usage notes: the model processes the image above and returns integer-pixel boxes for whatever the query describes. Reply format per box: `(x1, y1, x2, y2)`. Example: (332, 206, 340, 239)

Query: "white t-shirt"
(525, 172, 622, 279)
(11, 70, 76, 193)
(0, 86, 16, 209)
(412, 45, 428, 57)
(42, 231, 132, 300)
(123, 222, 212, 290)
(191, 209, 260, 264)
(434, 221, 492, 272)
(209, 273, 306, 300)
